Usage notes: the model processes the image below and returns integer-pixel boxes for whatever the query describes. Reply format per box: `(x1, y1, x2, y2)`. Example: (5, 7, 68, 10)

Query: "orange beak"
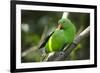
(57, 24, 62, 30)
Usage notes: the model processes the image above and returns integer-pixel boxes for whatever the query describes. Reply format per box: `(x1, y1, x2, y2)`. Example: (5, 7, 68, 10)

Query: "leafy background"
(21, 10, 90, 62)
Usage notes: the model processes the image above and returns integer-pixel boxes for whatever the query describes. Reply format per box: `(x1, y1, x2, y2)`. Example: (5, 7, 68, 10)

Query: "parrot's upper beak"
(57, 24, 63, 30)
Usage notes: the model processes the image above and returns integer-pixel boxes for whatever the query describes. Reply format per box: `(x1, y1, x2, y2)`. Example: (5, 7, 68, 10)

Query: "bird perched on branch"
(38, 13, 76, 54)
(45, 18, 76, 53)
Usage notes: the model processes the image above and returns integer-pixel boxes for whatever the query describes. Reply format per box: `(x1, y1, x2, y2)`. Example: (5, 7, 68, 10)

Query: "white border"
(16, 4, 94, 69)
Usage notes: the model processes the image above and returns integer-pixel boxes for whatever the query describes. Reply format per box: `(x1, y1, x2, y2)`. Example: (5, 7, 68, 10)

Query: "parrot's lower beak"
(57, 24, 63, 30)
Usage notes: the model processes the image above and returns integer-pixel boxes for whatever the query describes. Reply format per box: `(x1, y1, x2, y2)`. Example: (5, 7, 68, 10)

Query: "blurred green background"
(21, 10, 90, 62)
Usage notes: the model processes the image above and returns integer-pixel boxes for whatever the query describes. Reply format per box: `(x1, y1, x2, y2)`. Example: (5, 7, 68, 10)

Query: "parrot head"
(57, 18, 71, 30)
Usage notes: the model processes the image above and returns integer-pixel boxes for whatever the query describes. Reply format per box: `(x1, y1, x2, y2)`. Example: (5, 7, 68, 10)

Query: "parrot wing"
(45, 30, 67, 53)
(38, 31, 54, 49)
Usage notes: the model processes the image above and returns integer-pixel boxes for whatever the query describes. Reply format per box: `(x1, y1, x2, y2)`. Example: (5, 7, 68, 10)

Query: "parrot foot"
(58, 51, 65, 56)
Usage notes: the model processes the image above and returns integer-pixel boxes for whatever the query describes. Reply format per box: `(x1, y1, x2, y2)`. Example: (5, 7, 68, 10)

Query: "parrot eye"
(62, 21, 66, 24)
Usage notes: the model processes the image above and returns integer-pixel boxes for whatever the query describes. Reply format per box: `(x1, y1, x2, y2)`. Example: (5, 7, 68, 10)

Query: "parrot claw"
(58, 51, 65, 56)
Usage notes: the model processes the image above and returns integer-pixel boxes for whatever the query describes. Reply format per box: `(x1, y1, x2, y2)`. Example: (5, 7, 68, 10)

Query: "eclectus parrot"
(45, 18, 76, 53)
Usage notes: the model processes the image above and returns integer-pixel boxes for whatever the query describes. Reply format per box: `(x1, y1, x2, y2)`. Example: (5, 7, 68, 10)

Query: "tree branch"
(62, 12, 69, 19)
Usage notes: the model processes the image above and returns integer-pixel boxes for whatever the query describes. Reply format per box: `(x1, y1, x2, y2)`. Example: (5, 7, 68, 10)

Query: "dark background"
(21, 10, 90, 62)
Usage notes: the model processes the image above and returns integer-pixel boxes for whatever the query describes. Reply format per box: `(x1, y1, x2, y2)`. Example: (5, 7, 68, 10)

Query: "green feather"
(45, 29, 66, 53)
(45, 18, 76, 53)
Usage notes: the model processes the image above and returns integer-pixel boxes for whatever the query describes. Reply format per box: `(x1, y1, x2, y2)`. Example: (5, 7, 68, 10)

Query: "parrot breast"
(45, 29, 67, 53)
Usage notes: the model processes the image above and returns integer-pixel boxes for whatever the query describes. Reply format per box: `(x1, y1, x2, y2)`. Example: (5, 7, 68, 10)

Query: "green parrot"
(44, 18, 76, 53)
